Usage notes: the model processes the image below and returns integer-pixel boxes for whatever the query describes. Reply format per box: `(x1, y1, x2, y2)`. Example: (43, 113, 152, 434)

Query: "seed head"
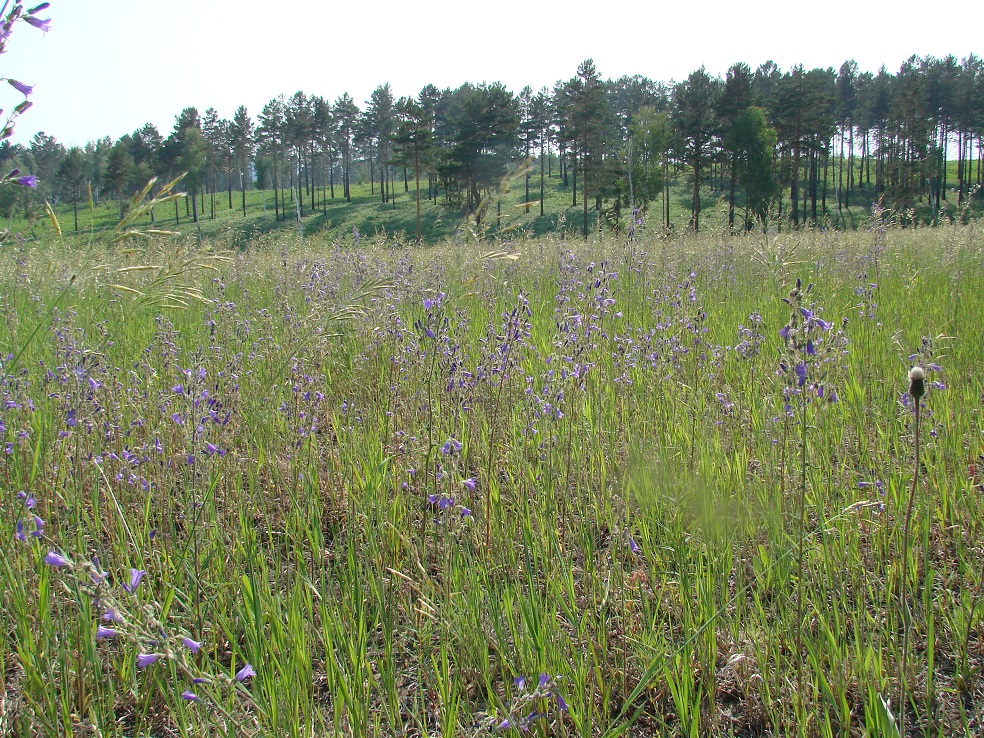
(908, 366, 925, 400)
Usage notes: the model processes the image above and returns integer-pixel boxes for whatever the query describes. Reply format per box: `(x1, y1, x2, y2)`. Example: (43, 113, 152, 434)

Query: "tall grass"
(1, 217, 982, 736)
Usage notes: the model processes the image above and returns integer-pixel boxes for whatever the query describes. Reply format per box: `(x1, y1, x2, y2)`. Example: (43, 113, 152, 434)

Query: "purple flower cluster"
(1, 2, 50, 159)
(497, 673, 568, 731)
(777, 279, 844, 406)
(40, 552, 257, 705)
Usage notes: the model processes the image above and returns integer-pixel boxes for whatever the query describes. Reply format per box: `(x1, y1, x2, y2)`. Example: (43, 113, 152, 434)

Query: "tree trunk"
(838, 130, 844, 209)
(571, 151, 577, 207)
(272, 147, 281, 222)
(692, 153, 701, 233)
(414, 149, 421, 243)
(728, 150, 738, 230)
(822, 148, 829, 216)
(582, 155, 588, 239)
(790, 148, 800, 229)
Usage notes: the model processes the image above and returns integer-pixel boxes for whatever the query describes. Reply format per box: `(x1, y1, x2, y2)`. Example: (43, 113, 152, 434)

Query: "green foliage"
(629, 106, 671, 208)
(734, 106, 779, 227)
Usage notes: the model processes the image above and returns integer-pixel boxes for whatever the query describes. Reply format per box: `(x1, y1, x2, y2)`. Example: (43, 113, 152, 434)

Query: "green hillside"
(5, 157, 981, 248)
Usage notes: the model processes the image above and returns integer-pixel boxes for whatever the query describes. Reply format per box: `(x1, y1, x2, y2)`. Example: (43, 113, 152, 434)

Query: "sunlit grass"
(1, 218, 982, 736)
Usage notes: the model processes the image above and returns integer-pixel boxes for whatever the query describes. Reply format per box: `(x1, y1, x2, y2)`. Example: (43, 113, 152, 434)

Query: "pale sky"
(4, 0, 972, 148)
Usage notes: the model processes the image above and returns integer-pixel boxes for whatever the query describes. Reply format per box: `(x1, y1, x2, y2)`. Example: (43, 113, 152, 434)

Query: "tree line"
(2, 54, 982, 239)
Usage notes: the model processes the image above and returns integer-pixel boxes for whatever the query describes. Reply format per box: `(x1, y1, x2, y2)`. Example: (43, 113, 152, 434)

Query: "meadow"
(1, 206, 982, 737)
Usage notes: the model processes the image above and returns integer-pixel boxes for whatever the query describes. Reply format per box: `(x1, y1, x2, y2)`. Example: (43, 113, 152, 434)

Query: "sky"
(3, 0, 974, 148)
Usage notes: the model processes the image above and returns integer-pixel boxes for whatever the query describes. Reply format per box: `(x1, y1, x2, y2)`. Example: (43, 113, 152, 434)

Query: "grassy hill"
(8, 159, 982, 247)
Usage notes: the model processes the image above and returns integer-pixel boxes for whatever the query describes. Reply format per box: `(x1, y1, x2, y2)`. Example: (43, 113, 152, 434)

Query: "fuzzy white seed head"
(908, 366, 926, 399)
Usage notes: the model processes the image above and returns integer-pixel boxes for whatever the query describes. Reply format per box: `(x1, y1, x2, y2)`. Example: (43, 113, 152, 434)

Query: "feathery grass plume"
(64, 175, 236, 310)
(43, 197, 60, 237)
(111, 174, 186, 244)
(899, 364, 925, 734)
(100, 243, 231, 310)
(463, 159, 534, 241)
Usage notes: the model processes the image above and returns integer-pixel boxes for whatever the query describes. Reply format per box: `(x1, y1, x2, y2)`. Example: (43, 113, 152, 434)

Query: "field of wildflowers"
(1, 216, 983, 736)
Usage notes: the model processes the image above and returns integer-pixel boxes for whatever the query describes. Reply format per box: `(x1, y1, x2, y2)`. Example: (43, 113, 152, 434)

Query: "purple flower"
(7, 79, 33, 96)
(556, 693, 569, 712)
(43, 551, 70, 568)
(170, 413, 184, 425)
(66, 409, 77, 427)
(427, 494, 440, 505)
(172, 384, 184, 395)
(122, 568, 146, 594)
(102, 609, 124, 623)
(95, 626, 120, 639)
(204, 443, 225, 456)
(30, 515, 44, 538)
(18, 491, 36, 508)
(181, 637, 201, 653)
(538, 673, 550, 689)
(13, 175, 37, 188)
(437, 496, 453, 511)
(181, 690, 199, 702)
(24, 16, 52, 33)
(629, 537, 641, 555)
(513, 675, 526, 690)
(459, 506, 472, 518)
(462, 477, 476, 491)
(234, 663, 255, 682)
(794, 362, 807, 387)
(136, 653, 161, 668)
(15, 520, 26, 542)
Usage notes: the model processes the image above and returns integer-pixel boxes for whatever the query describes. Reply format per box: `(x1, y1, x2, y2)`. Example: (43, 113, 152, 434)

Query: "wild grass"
(0, 214, 982, 736)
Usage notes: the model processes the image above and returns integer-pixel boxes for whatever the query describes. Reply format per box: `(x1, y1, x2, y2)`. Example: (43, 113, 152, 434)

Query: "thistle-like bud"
(908, 366, 925, 400)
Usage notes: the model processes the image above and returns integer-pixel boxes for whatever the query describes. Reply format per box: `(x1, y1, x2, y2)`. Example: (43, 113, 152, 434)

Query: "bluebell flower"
(234, 663, 255, 681)
(43, 551, 70, 567)
(122, 568, 146, 594)
(136, 653, 161, 668)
